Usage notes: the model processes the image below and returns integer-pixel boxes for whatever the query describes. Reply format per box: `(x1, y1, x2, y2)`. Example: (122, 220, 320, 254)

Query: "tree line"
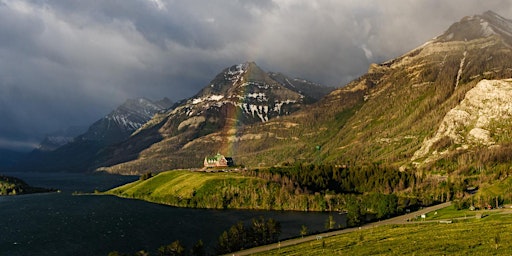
(246, 163, 417, 195)
(108, 216, 280, 256)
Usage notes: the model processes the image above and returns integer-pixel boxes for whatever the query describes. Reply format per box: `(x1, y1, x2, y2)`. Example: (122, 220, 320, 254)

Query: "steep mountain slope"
(99, 62, 333, 174)
(268, 72, 334, 101)
(175, 11, 512, 172)
(79, 97, 172, 144)
(17, 98, 172, 172)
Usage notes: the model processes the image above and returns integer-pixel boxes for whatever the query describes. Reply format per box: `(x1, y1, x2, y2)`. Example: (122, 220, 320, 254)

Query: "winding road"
(229, 201, 452, 256)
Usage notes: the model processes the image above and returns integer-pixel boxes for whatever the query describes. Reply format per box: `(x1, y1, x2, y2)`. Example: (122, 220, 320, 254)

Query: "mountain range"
(13, 97, 173, 172)
(8, 11, 512, 177)
(9, 63, 331, 173)
(96, 62, 333, 174)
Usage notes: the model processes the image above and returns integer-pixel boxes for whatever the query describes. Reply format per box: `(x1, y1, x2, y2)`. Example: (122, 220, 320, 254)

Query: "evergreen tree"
(300, 225, 308, 237)
(191, 240, 205, 256)
(158, 240, 185, 256)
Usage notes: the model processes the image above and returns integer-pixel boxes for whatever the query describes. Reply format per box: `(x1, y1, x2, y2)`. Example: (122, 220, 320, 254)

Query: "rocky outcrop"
(412, 79, 512, 164)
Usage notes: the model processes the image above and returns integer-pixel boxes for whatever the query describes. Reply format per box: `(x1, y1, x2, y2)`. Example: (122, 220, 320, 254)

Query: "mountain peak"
(78, 97, 170, 143)
(435, 10, 512, 43)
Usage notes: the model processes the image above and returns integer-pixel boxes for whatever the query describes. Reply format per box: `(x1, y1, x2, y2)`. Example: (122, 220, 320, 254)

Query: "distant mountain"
(37, 126, 87, 152)
(97, 62, 333, 174)
(16, 97, 173, 172)
(78, 97, 172, 144)
(99, 11, 512, 175)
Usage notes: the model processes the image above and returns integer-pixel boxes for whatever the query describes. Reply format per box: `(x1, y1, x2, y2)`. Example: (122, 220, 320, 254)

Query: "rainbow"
(219, 63, 254, 158)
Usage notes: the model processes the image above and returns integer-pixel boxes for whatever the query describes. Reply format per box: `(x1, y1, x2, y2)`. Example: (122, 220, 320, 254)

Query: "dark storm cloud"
(0, 0, 511, 150)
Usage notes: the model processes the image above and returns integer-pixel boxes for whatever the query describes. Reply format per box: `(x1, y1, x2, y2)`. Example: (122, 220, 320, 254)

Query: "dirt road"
(229, 201, 452, 256)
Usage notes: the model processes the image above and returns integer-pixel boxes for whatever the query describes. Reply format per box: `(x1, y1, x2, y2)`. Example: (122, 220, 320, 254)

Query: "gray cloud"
(0, 0, 511, 150)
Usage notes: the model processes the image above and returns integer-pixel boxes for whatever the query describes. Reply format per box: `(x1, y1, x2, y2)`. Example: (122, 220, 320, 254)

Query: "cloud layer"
(1, 0, 511, 150)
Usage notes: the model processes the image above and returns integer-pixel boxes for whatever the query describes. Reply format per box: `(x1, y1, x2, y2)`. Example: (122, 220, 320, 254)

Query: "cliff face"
(412, 79, 512, 165)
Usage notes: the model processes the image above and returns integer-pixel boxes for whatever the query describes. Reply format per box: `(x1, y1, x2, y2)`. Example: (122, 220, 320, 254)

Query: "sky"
(1, 0, 511, 151)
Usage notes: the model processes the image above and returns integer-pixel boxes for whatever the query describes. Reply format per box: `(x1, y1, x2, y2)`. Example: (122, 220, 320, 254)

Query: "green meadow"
(107, 170, 337, 211)
(255, 209, 512, 255)
(108, 170, 241, 199)
(106, 170, 263, 209)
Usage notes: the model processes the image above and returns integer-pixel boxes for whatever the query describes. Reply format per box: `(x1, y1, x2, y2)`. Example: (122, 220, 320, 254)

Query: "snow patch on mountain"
(191, 95, 225, 104)
(479, 20, 496, 37)
(246, 92, 268, 102)
(224, 63, 248, 83)
(274, 100, 297, 114)
(108, 115, 141, 130)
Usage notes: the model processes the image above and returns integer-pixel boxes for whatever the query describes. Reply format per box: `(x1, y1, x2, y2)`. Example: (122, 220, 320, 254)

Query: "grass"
(105, 169, 362, 211)
(107, 170, 251, 199)
(255, 210, 512, 255)
(422, 205, 484, 220)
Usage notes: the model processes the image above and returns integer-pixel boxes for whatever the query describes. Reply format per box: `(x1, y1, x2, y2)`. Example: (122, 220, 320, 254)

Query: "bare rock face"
(412, 79, 512, 164)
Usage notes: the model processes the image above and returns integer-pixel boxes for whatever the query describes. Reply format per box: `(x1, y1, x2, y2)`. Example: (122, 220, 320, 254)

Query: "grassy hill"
(255, 207, 512, 255)
(106, 170, 331, 211)
(105, 168, 416, 214)
(107, 170, 257, 208)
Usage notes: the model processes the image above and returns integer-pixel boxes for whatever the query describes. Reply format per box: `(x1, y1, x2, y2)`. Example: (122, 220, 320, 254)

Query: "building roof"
(205, 153, 225, 162)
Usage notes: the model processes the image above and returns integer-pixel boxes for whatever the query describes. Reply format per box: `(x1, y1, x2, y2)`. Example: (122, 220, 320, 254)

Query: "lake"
(0, 172, 345, 255)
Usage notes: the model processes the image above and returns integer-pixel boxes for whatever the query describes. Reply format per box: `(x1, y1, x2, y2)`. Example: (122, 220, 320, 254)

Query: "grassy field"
(421, 204, 485, 221)
(106, 170, 266, 208)
(108, 170, 246, 198)
(255, 210, 512, 255)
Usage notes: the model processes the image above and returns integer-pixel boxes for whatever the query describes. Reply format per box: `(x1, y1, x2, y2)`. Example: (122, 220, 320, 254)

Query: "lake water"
(0, 172, 345, 255)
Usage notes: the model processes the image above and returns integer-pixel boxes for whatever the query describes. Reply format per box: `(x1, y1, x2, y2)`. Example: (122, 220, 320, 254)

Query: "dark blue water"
(0, 172, 344, 255)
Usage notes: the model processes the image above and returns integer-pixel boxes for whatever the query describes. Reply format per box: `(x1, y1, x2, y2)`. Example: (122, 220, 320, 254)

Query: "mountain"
(219, 10, 512, 172)
(16, 97, 173, 172)
(101, 11, 512, 175)
(78, 97, 172, 144)
(37, 126, 87, 151)
(267, 72, 333, 101)
(96, 62, 333, 174)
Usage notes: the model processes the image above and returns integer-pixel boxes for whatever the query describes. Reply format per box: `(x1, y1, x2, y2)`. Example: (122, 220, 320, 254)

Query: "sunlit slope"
(225, 11, 512, 169)
(256, 210, 512, 255)
(107, 170, 298, 210)
(108, 170, 252, 201)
